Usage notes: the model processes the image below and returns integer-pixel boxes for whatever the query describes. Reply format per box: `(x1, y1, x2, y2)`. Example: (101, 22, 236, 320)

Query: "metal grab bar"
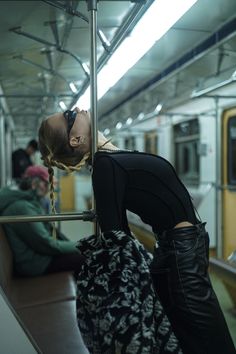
(219, 185, 236, 191)
(0, 211, 96, 224)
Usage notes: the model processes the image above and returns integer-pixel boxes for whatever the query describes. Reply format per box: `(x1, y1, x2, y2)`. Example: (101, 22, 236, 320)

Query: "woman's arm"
(92, 154, 130, 233)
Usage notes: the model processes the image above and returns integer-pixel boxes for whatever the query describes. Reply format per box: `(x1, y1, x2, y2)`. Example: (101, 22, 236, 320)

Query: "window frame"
(227, 116, 236, 185)
(174, 119, 200, 186)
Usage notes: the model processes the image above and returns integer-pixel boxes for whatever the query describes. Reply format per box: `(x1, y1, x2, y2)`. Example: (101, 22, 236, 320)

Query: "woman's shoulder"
(94, 149, 134, 157)
(94, 149, 165, 160)
(93, 150, 175, 173)
(94, 149, 176, 164)
(93, 149, 136, 169)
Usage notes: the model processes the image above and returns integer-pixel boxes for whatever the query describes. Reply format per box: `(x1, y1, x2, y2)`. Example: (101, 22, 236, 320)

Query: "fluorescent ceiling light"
(232, 70, 236, 79)
(59, 101, 67, 110)
(82, 62, 90, 75)
(126, 117, 133, 125)
(116, 122, 122, 130)
(69, 82, 78, 93)
(99, 30, 110, 47)
(103, 128, 110, 136)
(75, 0, 198, 110)
(155, 103, 163, 113)
(137, 112, 145, 120)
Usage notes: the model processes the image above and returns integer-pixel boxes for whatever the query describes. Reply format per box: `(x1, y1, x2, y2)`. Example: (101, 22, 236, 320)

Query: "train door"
(173, 117, 217, 249)
(145, 130, 158, 155)
(222, 108, 236, 259)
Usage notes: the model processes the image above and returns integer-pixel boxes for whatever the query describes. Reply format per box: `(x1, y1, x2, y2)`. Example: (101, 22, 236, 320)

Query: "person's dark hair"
(27, 139, 38, 151)
(19, 177, 39, 191)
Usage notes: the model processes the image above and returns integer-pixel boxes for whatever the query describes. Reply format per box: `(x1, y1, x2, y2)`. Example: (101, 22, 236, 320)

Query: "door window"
(124, 136, 136, 150)
(145, 130, 157, 155)
(227, 116, 236, 185)
(174, 119, 200, 186)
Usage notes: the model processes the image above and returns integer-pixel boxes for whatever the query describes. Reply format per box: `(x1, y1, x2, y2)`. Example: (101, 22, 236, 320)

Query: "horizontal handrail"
(0, 211, 96, 224)
(220, 185, 236, 191)
(210, 257, 236, 275)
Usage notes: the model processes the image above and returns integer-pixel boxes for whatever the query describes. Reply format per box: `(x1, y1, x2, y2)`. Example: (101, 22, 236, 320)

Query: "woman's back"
(93, 150, 198, 234)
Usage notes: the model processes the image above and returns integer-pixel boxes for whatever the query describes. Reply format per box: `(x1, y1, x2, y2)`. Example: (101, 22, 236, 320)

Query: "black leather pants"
(150, 223, 236, 354)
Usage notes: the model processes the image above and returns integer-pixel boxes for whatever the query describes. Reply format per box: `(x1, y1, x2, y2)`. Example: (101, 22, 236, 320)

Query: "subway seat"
(0, 225, 89, 354)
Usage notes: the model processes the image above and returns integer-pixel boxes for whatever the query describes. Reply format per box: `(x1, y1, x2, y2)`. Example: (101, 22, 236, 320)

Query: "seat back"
(0, 225, 13, 294)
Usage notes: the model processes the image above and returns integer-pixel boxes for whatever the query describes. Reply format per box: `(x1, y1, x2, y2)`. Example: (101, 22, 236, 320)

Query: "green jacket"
(0, 187, 78, 276)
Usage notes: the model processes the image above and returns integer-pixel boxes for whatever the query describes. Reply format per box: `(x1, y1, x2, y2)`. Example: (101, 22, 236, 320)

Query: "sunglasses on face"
(63, 110, 77, 136)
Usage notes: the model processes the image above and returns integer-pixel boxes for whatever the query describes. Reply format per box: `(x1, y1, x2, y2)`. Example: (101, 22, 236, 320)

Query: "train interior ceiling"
(0, 0, 236, 352)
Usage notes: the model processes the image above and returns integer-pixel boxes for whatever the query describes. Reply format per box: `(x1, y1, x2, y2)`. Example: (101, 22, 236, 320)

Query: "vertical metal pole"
(5, 125, 12, 185)
(88, 0, 98, 159)
(0, 112, 6, 187)
(56, 169, 61, 231)
(87, 0, 99, 236)
(215, 98, 222, 258)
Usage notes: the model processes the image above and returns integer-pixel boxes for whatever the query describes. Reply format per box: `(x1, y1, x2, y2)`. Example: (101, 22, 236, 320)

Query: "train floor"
(210, 272, 236, 345)
(61, 220, 236, 347)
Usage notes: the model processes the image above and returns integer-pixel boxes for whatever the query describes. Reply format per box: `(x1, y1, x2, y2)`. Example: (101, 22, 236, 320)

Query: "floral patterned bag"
(76, 231, 182, 354)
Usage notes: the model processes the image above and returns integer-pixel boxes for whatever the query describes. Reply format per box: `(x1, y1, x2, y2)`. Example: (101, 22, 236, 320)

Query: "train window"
(145, 130, 157, 155)
(228, 116, 236, 185)
(124, 136, 136, 150)
(174, 119, 200, 186)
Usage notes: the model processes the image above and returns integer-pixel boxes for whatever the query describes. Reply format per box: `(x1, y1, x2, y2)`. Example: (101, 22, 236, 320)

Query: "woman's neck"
(97, 131, 119, 151)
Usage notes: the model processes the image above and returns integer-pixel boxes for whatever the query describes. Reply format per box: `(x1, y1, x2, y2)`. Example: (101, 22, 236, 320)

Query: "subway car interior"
(0, 0, 236, 353)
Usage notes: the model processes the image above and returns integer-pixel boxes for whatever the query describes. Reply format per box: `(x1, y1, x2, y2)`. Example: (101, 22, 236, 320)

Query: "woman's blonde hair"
(38, 117, 90, 238)
(38, 115, 111, 238)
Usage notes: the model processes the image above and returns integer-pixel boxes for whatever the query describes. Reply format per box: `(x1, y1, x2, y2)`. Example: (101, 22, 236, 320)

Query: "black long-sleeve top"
(92, 150, 198, 234)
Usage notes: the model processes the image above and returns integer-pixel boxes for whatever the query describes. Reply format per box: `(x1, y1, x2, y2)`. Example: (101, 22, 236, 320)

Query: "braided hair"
(41, 155, 56, 239)
(38, 114, 111, 238)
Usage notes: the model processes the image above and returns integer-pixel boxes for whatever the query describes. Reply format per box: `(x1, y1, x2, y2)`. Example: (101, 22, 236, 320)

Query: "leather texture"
(151, 223, 236, 354)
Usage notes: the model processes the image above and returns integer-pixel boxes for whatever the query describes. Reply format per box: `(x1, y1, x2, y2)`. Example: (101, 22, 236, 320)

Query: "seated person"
(0, 165, 85, 277)
(12, 139, 38, 180)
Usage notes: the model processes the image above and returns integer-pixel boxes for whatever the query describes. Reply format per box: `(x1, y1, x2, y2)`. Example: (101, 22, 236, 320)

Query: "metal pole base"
(87, 0, 98, 11)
